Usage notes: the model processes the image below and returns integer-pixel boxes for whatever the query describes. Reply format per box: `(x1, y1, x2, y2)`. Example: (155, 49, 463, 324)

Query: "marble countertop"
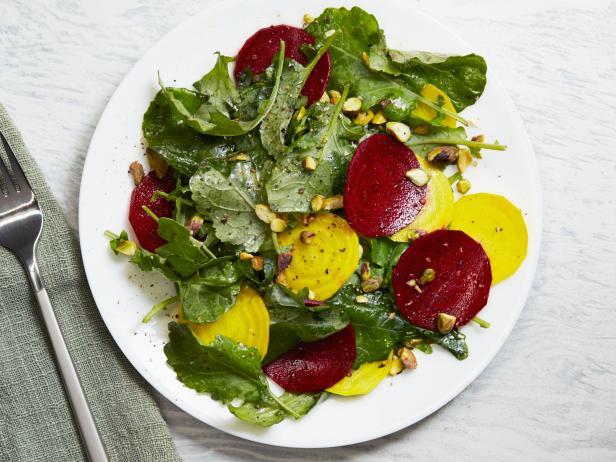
(2, 0, 615, 460)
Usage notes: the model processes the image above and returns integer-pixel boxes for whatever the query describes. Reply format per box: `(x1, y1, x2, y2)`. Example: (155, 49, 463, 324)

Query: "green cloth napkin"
(0, 104, 181, 462)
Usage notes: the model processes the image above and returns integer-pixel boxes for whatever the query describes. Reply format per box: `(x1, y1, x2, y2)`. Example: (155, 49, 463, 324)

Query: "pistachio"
(355, 295, 369, 304)
(319, 92, 330, 104)
(250, 256, 264, 271)
(457, 178, 471, 194)
(413, 124, 430, 135)
(354, 109, 374, 125)
(389, 357, 404, 376)
(116, 240, 137, 257)
(324, 29, 336, 38)
(303, 13, 315, 24)
(405, 168, 430, 187)
(239, 251, 254, 261)
(255, 204, 277, 224)
(419, 267, 436, 285)
(295, 105, 306, 121)
(361, 277, 382, 293)
(306, 214, 316, 224)
(385, 121, 411, 142)
(360, 261, 371, 281)
(308, 289, 317, 300)
(399, 348, 417, 370)
(471, 134, 485, 143)
(404, 338, 423, 348)
(323, 194, 343, 210)
(371, 111, 386, 125)
(328, 90, 341, 104)
(228, 153, 250, 162)
(128, 161, 144, 186)
(277, 253, 293, 272)
(270, 218, 287, 232)
(311, 194, 325, 212)
(342, 97, 362, 115)
(437, 312, 457, 334)
(427, 145, 459, 163)
(186, 214, 204, 236)
(146, 149, 169, 179)
(303, 155, 317, 171)
(276, 272, 287, 285)
(300, 231, 315, 244)
(406, 278, 417, 287)
(361, 51, 370, 66)
(456, 148, 473, 173)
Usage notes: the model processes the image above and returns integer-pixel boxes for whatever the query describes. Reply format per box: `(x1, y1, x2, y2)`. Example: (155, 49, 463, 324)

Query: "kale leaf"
(155, 218, 213, 278)
(369, 238, 409, 285)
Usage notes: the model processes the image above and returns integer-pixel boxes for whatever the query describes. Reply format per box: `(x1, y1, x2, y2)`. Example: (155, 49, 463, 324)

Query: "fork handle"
(29, 270, 109, 462)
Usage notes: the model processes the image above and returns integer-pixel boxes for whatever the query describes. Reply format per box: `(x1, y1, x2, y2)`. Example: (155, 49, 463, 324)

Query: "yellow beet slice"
(278, 212, 360, 300)
(450, 193, 528, 284)
(180, 286, 270, 358)
(390, 157, 454, 242)
(411, 83, 457, 128)
(326, 351, 393, 396)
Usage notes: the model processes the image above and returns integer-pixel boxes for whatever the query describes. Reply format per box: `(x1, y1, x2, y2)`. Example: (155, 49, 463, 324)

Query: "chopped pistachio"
(360, 261, 371, 281)
(255, 204, 277, 224)
(319, 92, 330, 104)
(413, 124, 430, 135)
(371, 111, 387, 125)
(323, 194, 343, 210)
(404, 338, 423, 348)
(389, 357, 404, 376)
(250, 256, 264, 271)
(295, 105, 306, 121)
(457, 178, 471, 194)
(228, 153, 250, 162)
(328, 90, 341, 104)
(303, 13, 315, 24)
(186, 214, 204, 236)
(342, 97, 362, 115)
(324, 29, 336, 38)
(354, 109, 374, 125)
(355, 295, 369, 304)
(456, 148, 473, 173)
(361, 277, 382, 293)
(311, 194, 325, 212)
(300, 231, 315, 244)
(276, 272, 287, 285)
(308, 289, 317, 300)
(406, 278, 417, 287)
(386, 121, 411, 142)
(128, 161, 144, 186)
(427, 145, 459, 163)
(116, 240, 137, 257)
(399, 348, 417, 369)
(437, 312, 456, 334)
(361, 51, 370, 66)
(303, 155, 317, 171)
(239, 251, 254, 261)
(471, 134, 485, 143)
(419, 268, 436, 285)
(405, 168, 430, 187)
(146, 149, 169, 179)
(270, 218, 287, 233)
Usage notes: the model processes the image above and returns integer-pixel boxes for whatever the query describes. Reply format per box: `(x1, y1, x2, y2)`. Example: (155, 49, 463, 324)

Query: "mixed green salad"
(106, 6, 528, 426)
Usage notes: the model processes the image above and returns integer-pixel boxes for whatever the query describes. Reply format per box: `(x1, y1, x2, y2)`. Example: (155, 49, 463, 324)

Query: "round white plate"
(79, 0, 541, 448)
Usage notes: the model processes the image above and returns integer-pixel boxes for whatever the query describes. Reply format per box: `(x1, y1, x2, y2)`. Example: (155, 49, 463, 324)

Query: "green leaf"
(369, 238, 409, 285)
(262, 324, 301, 365)
(266, 86, 360, 213)
(164, 323, 318, 426)
(161, 44, 286, 137)
(128, 249, 180, 282)
(179, 280, 240, 324)
(193, 54, 239, 115)
(402, 326, 469, 360)
(406, 126, 507, 157)
(190, 161, 269, 253)
(155, 218, 212, 278)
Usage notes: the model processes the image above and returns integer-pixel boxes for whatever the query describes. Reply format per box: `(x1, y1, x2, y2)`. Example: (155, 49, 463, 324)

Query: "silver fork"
(0, 131, 108, 462)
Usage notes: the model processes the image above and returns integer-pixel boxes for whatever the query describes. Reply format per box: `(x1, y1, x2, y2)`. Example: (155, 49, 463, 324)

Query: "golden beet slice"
(411, 84, 457, 128)
(326, 350, 393, 396)
(277, 212, 360, 300)
(181, 286, 269, 358)
(450, 193, 528, 284)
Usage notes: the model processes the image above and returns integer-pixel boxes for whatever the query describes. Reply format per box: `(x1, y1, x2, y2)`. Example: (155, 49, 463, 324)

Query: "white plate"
(79, 0, 541, 448)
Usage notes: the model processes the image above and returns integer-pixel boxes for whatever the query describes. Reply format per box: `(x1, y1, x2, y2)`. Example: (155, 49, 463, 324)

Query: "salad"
(106, 6, 528, 426)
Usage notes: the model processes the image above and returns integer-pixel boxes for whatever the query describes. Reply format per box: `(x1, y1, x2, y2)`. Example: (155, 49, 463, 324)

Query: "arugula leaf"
(369, 238, 409, 285)
(406, 126, 506, 157)
(402, 325, 469, 360)
(160, 44, 286, 137)
(266, 86, 360, 212)
(165, 323, 318, 426)
(262, 324, 301, 365)
(193, 54, 239, 115)
(190, 161, 269, 253)
(306, 7, 468, 126)
(179, 282, 240, 324)
(155, 218, 213, 278)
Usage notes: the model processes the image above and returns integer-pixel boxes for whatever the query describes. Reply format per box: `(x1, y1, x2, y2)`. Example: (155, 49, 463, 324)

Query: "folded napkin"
(0, 105, 180, 462)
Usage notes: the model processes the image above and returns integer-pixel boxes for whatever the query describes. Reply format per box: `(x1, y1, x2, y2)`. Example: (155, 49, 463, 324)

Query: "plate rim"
(78, 0, 542, 448)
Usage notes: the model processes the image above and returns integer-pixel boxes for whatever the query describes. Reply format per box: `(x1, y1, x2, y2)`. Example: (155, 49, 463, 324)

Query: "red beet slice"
(234, 25, 331, 105)
(128, 171, 175, 252)
(344, 134, 427, 237)
(392, 229, 492, 330)
(263, 325, 356, 393)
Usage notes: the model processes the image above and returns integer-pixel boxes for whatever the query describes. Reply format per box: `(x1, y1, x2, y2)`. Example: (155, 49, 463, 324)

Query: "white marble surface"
(1, 0, 615, 460)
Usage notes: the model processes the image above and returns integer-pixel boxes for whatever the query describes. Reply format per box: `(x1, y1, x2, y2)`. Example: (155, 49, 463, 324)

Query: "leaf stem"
(142, 205, 160, 222)
(152, 190, 195, 207)
(104, 230, 119, 240)
(142, 295, 179, 323)
(301, 32, 336, 86)
(448, 171, 462, 186)
(409, 138, 507, 151)
(472, 316, 491, 328)
(271, 232, 281, 254)
(270, 393, 302, 419)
